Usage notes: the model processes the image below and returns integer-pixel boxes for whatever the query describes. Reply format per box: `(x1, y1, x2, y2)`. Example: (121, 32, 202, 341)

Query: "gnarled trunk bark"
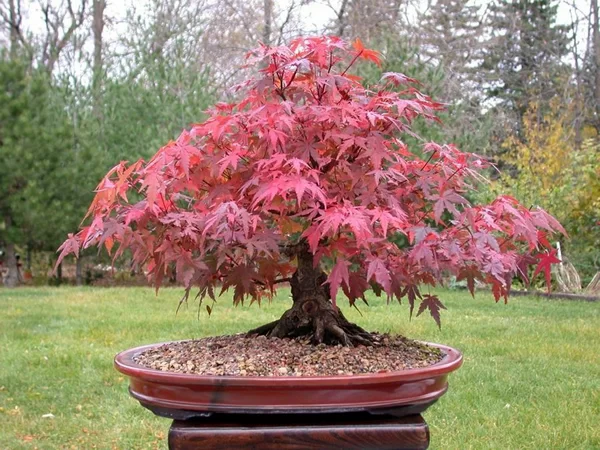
(248, 245, 374, 346)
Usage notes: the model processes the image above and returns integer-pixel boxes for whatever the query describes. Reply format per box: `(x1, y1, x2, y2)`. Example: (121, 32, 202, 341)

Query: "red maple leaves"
(532, 250, 562, 292)
(57, 36, 565, 326)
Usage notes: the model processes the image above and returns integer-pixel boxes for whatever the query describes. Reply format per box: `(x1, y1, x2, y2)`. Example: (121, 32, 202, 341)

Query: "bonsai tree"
(58, 36, 564, 346)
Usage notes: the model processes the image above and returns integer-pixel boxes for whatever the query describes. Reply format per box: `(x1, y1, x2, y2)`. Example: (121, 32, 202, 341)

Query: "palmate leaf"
(416, 294, 447, 329)
(55, 233, 80, 267)
(457, 265, 483, 297)
(56, 36, 566, 327)
(328, 259, 350, 307)
(532, 249, 562, 292)
(515, 254, 538, 286)
(366, 257, 392, 294)
(399, 284, 422, 319)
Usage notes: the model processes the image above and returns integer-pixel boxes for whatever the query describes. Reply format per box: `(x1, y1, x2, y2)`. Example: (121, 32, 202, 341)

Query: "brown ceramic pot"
(114, 341, 462, 420)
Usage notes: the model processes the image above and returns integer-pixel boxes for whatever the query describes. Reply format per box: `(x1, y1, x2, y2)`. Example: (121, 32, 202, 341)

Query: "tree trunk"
(570, 7, 583, 146)
(248, 246, 373, 346)
(3, 243, 20, 288)
(75, 257, 83, 286)
(55, 261, 63, 285)
(263, 0, 273, 45)
(25, 244, 31, 272)
(92, 0, 105, 120)
(8, 0, 19, 59)
(336, 0, 350, 37)
(593, 0, 600, 125)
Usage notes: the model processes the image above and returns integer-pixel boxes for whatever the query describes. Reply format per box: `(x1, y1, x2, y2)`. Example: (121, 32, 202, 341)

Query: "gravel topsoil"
(134, 333, 444, 377)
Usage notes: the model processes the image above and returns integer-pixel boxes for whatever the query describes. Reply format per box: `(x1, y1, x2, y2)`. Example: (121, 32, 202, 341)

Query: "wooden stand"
(168, 412, 429, 450)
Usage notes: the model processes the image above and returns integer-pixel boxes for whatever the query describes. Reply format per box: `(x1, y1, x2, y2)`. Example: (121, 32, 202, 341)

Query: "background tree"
(0, 58, 75, 286)
(480, 0, 571, 123)
(91, 0, 105, 120)
(327, 0, 403, 41)
(416, 0, 483, 99)
(414, 0, 495, 153)
(486, 99, 600, 283)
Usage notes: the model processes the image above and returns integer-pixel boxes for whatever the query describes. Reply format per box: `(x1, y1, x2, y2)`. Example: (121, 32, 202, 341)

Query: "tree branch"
(276, 0, 295, 45)
(278, 240, 308, 257)
(41, 0, 88, 74)
(0, 0, 33, 59)
(273, 277, 292, 285)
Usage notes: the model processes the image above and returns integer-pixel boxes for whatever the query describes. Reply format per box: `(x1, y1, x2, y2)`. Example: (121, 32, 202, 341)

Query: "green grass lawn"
(0, 286, 598, 449)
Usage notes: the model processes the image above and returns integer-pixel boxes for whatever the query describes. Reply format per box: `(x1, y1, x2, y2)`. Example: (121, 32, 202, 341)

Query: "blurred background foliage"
(0, 0, 598, 289)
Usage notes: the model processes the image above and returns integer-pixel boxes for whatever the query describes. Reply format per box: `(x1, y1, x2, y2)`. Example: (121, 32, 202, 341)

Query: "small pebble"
(134, 333, 443, 377)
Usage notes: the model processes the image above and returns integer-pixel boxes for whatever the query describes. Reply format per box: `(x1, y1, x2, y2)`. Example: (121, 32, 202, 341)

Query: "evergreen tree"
(359, 36, 494, 156)
(414, 0, 496, 154)
(0, 57, 77, 285)
(481, 0, 570, 120)
(417, 0, 483, 98)
(100, 60, 215, 161)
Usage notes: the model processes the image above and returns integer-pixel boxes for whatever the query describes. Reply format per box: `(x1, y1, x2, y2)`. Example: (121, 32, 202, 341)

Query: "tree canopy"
(58, 38, 565, 326)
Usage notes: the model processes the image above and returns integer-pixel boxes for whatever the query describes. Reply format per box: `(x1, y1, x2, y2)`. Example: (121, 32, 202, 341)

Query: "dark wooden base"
(168, 412, 429, 450)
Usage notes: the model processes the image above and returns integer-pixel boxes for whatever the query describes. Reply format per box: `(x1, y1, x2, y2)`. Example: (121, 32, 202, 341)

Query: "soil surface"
(134, 333, 444, 376)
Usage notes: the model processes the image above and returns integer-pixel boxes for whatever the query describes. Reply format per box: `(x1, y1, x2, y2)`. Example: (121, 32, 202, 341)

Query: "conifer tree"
(481, 0, 570, 121)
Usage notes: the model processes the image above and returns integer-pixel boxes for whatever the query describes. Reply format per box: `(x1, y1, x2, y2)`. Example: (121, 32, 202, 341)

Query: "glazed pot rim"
(114, 338, 463, 387)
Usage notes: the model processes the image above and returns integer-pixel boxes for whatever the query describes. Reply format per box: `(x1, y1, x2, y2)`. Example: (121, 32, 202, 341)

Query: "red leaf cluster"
(57, 36, 566, 326)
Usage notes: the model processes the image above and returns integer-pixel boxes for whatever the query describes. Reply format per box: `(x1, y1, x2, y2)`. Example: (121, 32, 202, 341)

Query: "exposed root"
(246, 320, 279, 336)
(246, 244, 378, 346)
(326, 322, 351, 346)
(247, 307, 378, 347)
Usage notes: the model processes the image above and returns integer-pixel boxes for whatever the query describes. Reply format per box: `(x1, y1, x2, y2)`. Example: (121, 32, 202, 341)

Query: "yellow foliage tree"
(499, 100, 572, 209)
(493, 99, 600, 283)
